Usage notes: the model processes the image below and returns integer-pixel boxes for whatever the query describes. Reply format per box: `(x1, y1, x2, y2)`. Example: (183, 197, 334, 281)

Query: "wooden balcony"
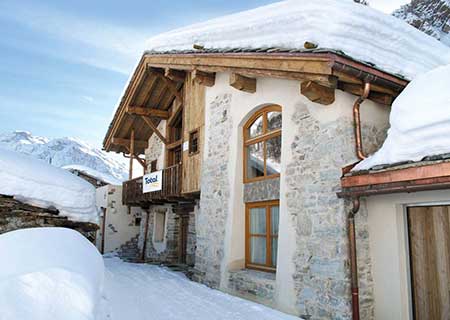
(123, 164, 184, 206)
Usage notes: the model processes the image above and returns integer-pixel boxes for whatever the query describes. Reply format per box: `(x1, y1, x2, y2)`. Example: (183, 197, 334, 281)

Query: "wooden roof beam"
(127, 106, 170, 119)
(230, 73, 256, 93)
(142, 116, 168, 145)
(301, 80, 335, 105)
(112, 137, 148, 150)
(192, 69, 215, 87)
(148, 66, 183, 102)
(165, 68, 186, 82)
(338, 83, 393, 106)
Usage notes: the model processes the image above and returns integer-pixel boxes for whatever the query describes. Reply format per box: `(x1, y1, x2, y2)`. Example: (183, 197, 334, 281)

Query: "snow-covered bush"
(0, 228, 104, 320)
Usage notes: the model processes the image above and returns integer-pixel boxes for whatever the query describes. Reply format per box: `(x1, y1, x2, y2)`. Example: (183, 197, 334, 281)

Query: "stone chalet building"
(102, 2, 450, 319)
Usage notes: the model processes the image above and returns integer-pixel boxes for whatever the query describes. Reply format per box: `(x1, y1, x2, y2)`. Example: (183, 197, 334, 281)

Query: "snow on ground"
(99, 257, 298, 320)
(144, 0, 450, 80)
(0, 148, 98, 223)
(355, 64, 450, 170)
(0, 228, 104, 320)
(63, 164, 122, 185)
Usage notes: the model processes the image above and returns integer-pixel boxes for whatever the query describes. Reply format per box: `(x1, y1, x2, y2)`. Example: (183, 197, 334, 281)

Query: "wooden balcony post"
(129, 129, 135, 180)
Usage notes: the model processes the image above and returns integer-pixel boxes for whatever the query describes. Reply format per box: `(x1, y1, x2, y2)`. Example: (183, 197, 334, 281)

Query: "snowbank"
(63, 164, 122, 185)
(354, 64, 450, 171)
(144, 0, 450, 80)
(0, 228, 104, 320)
(0, 148, 98, 223)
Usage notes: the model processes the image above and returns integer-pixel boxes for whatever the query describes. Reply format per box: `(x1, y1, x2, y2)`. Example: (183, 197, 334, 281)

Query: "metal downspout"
(353, 83, 371, 160)
(348, 198, 361, 320)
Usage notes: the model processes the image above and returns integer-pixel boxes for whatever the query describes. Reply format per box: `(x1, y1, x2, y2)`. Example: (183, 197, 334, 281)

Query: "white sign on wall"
(142, 171, 163, 193)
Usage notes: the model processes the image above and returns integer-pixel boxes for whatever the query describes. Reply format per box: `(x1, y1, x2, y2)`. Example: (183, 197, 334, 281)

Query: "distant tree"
(354, 0, 369, 5)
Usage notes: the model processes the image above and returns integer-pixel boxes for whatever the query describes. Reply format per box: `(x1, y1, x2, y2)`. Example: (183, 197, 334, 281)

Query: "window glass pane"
(248, 115, 263, 138)
(250, 207, 266, 234)
(271, 237, 278, 267)
(267, 111, 282, 131)
(265, 135, 281, 175)
(271, 206, 279, 235)
(250, 236, 266, 265)
(246, 142, 264, 179)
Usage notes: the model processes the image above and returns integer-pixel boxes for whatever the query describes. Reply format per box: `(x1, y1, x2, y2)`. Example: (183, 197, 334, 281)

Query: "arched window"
(243, 105, 282, 183)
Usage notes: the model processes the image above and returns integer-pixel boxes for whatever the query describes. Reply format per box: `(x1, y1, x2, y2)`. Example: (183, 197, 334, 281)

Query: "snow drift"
(355, 64, 450, 170)
(0, 228, 104, 320)
(144, 0, 450, 79)
(0, 148, 98, 223)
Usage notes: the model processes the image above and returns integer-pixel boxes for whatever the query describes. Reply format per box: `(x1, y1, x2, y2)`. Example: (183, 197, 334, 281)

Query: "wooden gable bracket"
(165, 68, 186, 83)
(300, 80, 335, 105)
(133, 153, 146, 169)
(141, 116, 168, 145)
(192, 69, 215, 87)
(127, 106, 170, 119)
(230, 73, 256, 93)
(111, 137, 148, 150)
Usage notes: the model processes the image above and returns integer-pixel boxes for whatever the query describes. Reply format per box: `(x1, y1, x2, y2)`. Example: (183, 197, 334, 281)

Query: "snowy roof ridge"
(143, 0, 450, 80)
(62, 164, 122, 185)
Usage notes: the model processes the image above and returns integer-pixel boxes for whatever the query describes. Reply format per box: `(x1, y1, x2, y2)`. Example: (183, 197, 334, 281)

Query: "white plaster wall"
(96, 185, 141, 253)
(204, 72, 389, 314)
(366, 190, 450, 320)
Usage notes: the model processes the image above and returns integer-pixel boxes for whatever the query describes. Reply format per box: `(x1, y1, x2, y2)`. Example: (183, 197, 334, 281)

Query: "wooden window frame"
(188, 128, 200, 156)
(150, 160, 158, 173)
(243, 105, 282, 184)
(245, 200, 279, 272)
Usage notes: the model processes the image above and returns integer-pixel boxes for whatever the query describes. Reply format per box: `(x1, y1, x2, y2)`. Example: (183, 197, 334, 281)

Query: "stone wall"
(243, 178, 280, 203)
(138, 205, 179, 264)
(145, 121, 165, 172)
(194, 93, 233, 287)
(285, 102, 386, 319)
(186, 209, 197, 266)
(0, 195, 98, 242)
(227, 269, 276, 307)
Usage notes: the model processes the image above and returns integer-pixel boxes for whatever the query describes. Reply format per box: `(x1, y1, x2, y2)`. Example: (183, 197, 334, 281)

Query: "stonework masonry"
(285, 102, 386, 319)
(227, 269, 276, 307)
(243, 178, 280, 203)
(145, 121, 165, 172)
(194, 93, 233, 288)
(138, 205, 179, 264)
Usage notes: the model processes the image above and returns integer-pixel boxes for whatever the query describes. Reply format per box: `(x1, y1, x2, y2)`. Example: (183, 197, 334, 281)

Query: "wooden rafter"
(142, 116, 168, 145)
(127, 106, 170, 119)
(168, 101, 183, 127)
(149, 66, 183, 102)
(133, 153, 146, 168)
(230, 73, 256, 93)
(112, 137, 148, 150)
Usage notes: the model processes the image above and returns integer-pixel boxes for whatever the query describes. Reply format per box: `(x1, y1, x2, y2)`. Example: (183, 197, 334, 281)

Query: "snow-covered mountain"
(0, 131, 128, 182)
(394, 0, 450, 46)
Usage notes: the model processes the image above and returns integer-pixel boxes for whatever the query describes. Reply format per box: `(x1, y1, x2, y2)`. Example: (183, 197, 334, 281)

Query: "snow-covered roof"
(0, 148, 99, 223)
(354, 64, 450, 171)
(144, 0, 450, 80)
(62, 164, 122, 186)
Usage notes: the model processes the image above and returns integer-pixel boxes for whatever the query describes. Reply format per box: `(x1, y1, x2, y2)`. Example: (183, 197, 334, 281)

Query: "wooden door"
(179, 215, 189, 264)
(408, 206, 450, 320)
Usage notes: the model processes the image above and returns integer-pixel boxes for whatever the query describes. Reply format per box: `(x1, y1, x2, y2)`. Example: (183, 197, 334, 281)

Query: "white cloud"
(0, 1, 150, 74)
(81, 96, 94, 103)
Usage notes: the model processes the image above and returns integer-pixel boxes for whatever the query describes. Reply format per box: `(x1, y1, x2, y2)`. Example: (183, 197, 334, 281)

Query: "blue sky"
(0, 0, 409, 147)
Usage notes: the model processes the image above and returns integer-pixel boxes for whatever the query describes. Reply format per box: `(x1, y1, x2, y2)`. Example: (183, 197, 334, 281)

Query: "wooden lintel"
(127, 106, 170, 119)
(112, 137, 148, 150)
(142, 116, 168, 145)
(300, 80, 335, 105)
(192, 69, 215, 87)
(230, 73, 256, 93)
(165, 68, 186, 82)
(166, 139, 182, 150)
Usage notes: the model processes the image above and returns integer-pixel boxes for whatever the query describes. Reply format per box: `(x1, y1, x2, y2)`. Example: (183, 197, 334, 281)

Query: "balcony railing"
(123, 164, 182, 206)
